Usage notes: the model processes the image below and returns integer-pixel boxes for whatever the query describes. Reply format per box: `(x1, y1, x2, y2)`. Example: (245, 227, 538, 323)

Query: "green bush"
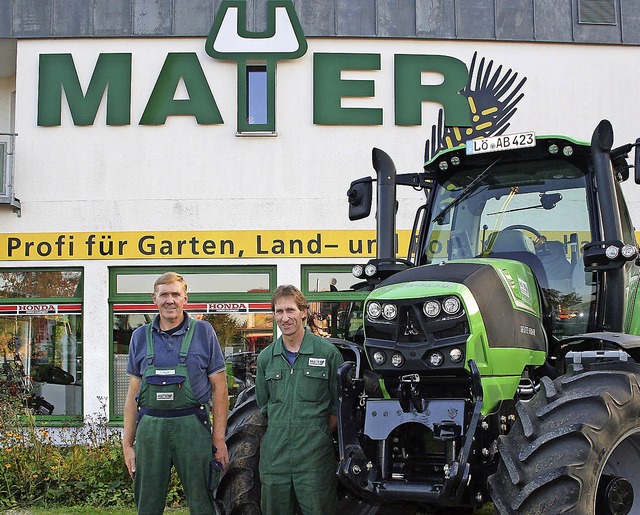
(0, 391, 185, 510)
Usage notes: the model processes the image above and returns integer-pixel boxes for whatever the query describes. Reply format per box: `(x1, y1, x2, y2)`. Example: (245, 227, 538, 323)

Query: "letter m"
(38, 53, 131, 126)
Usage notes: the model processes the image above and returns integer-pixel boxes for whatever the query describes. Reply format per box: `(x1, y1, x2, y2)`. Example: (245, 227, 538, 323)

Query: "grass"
(14, 504, 492, 514)
(9, 509, 189, 515)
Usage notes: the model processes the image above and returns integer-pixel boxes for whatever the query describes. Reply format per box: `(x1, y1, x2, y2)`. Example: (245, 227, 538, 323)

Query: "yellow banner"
(0, 230, 412, 260)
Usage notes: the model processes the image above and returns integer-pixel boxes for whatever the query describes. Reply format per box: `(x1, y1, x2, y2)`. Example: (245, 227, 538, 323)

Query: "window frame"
(237, 61, 275, 134)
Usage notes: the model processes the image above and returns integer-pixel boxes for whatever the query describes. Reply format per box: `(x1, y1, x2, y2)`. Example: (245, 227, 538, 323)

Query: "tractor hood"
(363, 259, 547, 378)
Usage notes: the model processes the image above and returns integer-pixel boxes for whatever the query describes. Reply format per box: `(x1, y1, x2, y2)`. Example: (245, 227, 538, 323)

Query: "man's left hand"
(213, 436, 229, 470)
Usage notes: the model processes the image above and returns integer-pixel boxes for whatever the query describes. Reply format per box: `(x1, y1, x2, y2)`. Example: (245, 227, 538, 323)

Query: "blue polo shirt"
(127, 314, 225, 405)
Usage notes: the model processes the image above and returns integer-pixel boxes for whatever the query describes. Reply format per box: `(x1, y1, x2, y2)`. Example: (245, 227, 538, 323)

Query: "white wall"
(9, 36, 640, 417)
(12, 38, 640, 234)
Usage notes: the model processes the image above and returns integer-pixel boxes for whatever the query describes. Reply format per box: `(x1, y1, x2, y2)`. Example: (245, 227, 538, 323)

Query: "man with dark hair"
(256, 284, 344, 515)
(122, 272, 229, 515)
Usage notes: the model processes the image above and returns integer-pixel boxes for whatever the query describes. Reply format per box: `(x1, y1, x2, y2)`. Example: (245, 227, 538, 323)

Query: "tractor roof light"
(622, 244, 638, 259)
(606, 245, 620, 260)
(364, 263, 378, 277)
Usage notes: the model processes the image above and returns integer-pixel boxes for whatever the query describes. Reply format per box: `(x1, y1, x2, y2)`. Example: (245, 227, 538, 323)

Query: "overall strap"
(179, 318, 197, 362)
(145, 323, 154, 364)
(144, 316, 197, 365)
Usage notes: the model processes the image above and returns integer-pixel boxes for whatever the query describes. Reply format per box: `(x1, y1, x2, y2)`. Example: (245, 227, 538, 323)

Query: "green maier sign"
(37, 0, 472, 130)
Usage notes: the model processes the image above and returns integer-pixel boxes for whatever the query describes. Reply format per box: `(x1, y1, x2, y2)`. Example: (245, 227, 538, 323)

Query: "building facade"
(1, 0, 640, 423)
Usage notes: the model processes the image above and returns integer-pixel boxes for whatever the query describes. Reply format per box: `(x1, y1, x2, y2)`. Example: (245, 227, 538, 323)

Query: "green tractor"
(217, 120, 640, 514)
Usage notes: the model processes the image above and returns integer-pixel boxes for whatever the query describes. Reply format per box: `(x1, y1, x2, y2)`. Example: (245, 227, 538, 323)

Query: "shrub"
(0, 392, 186, 510)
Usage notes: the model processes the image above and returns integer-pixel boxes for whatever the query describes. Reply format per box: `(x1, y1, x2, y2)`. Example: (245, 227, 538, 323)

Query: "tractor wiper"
(432, 157, 501, 223)
(487, 204, 541, 215)
(487, 192, 563, 215)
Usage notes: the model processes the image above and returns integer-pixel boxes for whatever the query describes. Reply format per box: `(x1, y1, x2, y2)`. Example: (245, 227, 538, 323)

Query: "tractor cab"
(419, 136, 596, 339)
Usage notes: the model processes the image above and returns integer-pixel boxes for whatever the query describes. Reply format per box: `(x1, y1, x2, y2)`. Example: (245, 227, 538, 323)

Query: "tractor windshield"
(422, 158, 595, 338)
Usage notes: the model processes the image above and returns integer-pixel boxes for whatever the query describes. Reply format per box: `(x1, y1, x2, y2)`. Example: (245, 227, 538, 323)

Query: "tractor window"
(423, 158, 595, 338)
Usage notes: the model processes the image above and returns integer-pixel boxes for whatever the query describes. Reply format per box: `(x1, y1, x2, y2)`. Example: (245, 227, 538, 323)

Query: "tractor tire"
(488, 366, 640, 514)
(216, 386, 267, 515)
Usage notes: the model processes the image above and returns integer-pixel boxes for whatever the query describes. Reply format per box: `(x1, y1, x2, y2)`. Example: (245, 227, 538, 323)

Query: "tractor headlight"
(365, 263, 378, 277)
(449, 348, 463, 363)
(367, 301, 382, 319)
(442, 296, 461, 315)
(352, 264, 364, 278)
(423, 300, 441, 317)
(391, 353, 404, 367)
(382, 303, 398, 320)
(429, 352, 444, 367)
(372, 351, 386, 365)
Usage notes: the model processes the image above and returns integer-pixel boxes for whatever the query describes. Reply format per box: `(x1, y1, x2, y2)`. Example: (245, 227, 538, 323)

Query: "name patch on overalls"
(308, 358, 326, 367)
(156, 392, 174, 401)
(156, 369, 176, 375)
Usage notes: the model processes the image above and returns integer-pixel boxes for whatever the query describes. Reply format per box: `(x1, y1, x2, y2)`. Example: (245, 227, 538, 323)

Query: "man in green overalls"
(256, 284, 344, 515)
(122, 272, 229, 515)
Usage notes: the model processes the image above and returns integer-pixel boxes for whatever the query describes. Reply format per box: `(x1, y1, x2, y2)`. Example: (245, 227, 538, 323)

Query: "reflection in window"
(116, 273, 271, 294)
(307, 272, 357, 293)
(307, 300, 363, 342)
(247, 65, 267, 125)
(0, 312, 82, 416)
(112, 307, 273, 417)
(0, 270, 82, 298)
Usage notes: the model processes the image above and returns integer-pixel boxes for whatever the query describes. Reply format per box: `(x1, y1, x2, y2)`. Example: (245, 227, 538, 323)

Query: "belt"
(137, 405, 206, 418)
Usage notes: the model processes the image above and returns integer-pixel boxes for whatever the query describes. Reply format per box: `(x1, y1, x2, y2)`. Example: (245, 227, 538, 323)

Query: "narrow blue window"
(247, 65, 267, 125)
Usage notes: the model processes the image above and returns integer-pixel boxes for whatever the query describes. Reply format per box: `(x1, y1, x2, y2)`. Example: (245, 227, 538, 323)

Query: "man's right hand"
(122, 376, 141, 481)
(124, 444, 136, 479)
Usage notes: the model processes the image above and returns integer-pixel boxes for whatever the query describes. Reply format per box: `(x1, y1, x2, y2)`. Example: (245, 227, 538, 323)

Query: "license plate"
(465, 131, 536, 155)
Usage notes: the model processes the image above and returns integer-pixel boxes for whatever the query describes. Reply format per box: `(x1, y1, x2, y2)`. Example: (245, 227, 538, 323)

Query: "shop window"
(109, 266, 275, 420)
(301, 265, 368, 343)
(0, 269, 83, 421)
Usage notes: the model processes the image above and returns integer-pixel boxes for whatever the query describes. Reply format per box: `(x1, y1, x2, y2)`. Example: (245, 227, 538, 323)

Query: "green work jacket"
(256, 329, 344, 474)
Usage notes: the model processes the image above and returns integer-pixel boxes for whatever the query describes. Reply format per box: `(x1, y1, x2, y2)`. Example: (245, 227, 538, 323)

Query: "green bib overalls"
(134, 321, 219, 515)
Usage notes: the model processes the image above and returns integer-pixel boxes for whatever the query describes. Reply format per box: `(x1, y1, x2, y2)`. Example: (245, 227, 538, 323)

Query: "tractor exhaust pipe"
(591, 119, 624, 332)
(372, 148, 397, 261)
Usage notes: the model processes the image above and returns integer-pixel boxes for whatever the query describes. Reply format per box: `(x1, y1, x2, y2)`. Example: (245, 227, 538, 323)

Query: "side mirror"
(347, 178, 373, 221)
(540, 192, 563, 210)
